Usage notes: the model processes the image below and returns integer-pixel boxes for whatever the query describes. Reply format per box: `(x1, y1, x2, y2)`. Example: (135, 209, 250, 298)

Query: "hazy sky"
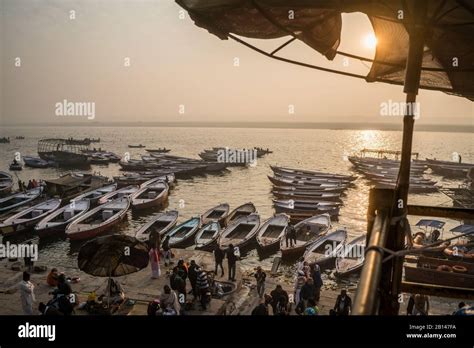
(1, 0, 472, 126)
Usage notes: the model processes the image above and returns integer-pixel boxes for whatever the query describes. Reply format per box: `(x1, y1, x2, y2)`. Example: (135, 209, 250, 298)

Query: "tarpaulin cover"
(177, 0, 474, 100)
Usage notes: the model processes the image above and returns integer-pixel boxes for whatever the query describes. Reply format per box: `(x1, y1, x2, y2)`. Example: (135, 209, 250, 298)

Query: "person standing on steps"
(254, 266, 266, 299)
(226, 244, 238, 281)
(213, 245, 225, 277)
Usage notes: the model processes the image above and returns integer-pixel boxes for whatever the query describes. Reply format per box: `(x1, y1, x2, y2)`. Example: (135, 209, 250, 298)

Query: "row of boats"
(133, 202, 366, 277)
(198, 147, 272, 165)
(425, 158, 474, 179)
(267, 166, 356, 222)
(348, 155, 439, 193)
(0, 175, 171, 240)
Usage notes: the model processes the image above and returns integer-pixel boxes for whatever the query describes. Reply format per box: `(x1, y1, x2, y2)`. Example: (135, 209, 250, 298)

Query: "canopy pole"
(379, 0, 427, 315)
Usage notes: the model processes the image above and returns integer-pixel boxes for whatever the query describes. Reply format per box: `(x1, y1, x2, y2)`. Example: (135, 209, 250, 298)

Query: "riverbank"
(0, 247, 462, 315)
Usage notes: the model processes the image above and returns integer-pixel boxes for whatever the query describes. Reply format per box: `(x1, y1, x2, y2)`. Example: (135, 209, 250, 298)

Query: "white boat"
(280, 214, 331, 259)
(135, 210, 179, 242)
(0, 198, 61, 236)
(0, 187, 43, 213)
(131, 181, 169, 210)
(35, 199, 90, 238)
(71, 183, 117, 205)
(98, 185, 139, 205)
(256, 214, 289, 251)
(66, 197, 130, 241)
(225, 202, 256, 225)
(303, 229, 347, 268)
(219, 213, 260, 251)
(195, 221, 222, 251)
(201, 203, 230, 226)
(335, 235, 366, 277)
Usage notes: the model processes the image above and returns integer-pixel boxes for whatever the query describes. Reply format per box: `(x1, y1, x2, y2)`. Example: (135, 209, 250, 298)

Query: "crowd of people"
(17, 178, 41, 191)
(250, 257, 352, 316)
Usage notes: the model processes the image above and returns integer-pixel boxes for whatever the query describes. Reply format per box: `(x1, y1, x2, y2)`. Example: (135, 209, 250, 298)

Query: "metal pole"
(381, 0, 427, 315)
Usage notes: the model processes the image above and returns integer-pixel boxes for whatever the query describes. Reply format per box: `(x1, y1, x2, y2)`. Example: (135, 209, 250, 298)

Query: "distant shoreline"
(1, 122, 473, 133)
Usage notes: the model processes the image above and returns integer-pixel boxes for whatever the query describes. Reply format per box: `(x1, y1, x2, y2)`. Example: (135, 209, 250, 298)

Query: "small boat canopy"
(415, 219, 445, 229)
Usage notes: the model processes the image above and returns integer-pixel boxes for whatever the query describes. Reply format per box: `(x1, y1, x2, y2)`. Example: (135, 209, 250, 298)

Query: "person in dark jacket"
(170, 266, 186, 302)
(176, 259, 188, 281)
(52, 274, 72, 297)
(251, 301, 269, 315)
(285, 224, 297, 247)
(187, 260, 200, 297)
(269, 285, 289, 315)
(161, 235, 171, 266)
(334, 289, 352, 315)
(213, 245, 225, 277)
(226, 244, 238, 281)
(254, 266, 266, 299)
(300, 277, 316, 309)
(310, 264, 323, 302)
(195, 268, 210, 310)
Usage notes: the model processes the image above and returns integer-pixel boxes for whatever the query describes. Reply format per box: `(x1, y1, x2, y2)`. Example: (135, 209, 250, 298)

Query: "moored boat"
(219, 213, 260, 252)
(135, 210, 179, 242)
(97, 185, 139, 205)
(225, 202, 256, 225)
(303, 229, 347, 268)
(335, 235, 366, 277)
(71, 183, 117, 205)
(131, 181, 169, 210)
(23, 156, 49, 168)
(167, 217, 201, 248)
(34, 199, 90, 238)
(66, 197, 130, 241)
(270, 166, 356, 181)
(0, 199, 61, 237)
(0, 172, 14, 196)
(201, 203, 230, 226)
(195, 221, 222, 251)
(280, 214, 331, 259)
(0, 187, 43, 214)
(256, 213, 289, 251)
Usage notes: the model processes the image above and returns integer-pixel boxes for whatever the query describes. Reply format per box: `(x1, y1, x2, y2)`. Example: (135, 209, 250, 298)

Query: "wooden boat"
(128, 144, 146, 148)
(303, 229, 347, 268)
(272, 190, 342, 202)
(146, 148, 171, 153)
(34, 199, 90, 238)
(135, 210, 179, 242)
(201, 203, 230, 226)
(0, 172, 14, 196)
(97, 185, 139, 205)
(335, 235, 366, 277)
(71, 183, 117, 205)
(274, 172, 352, 185)
(66, 197, 130, 241)
(429, 164, 471, 178)
(218, 213, 260, 251)
(273, 200, 340, 218)
(225, 202, 256, 225)
(9, 161, 22, 171)
(404, 264, 474, 288)
(195, 221, 222, 251)
(167, 217, 201, 248)
(139, 177, 166, 188)
(256, 214, 289, 251)
(272, 184, 346, 194)
(415, 256, 474, 274)
(0, 199, 61, 237)
(443, 243, 474, 261)
(426, 158, 473, 168)
(268, 175, 348, 189)
(0, 187, 43, 214)
(270, 166, 356, 181)
(280, 214, 331, 259)
(23, 156, 49, 168)
(131, 181, 169, 210)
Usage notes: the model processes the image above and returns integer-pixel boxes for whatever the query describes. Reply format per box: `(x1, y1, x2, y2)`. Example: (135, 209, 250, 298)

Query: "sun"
(363, 33, 378, 49)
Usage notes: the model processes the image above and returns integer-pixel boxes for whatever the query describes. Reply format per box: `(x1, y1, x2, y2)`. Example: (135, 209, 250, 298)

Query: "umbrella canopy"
(177, 0, 474, 100)
(78, 235, 149, 277)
